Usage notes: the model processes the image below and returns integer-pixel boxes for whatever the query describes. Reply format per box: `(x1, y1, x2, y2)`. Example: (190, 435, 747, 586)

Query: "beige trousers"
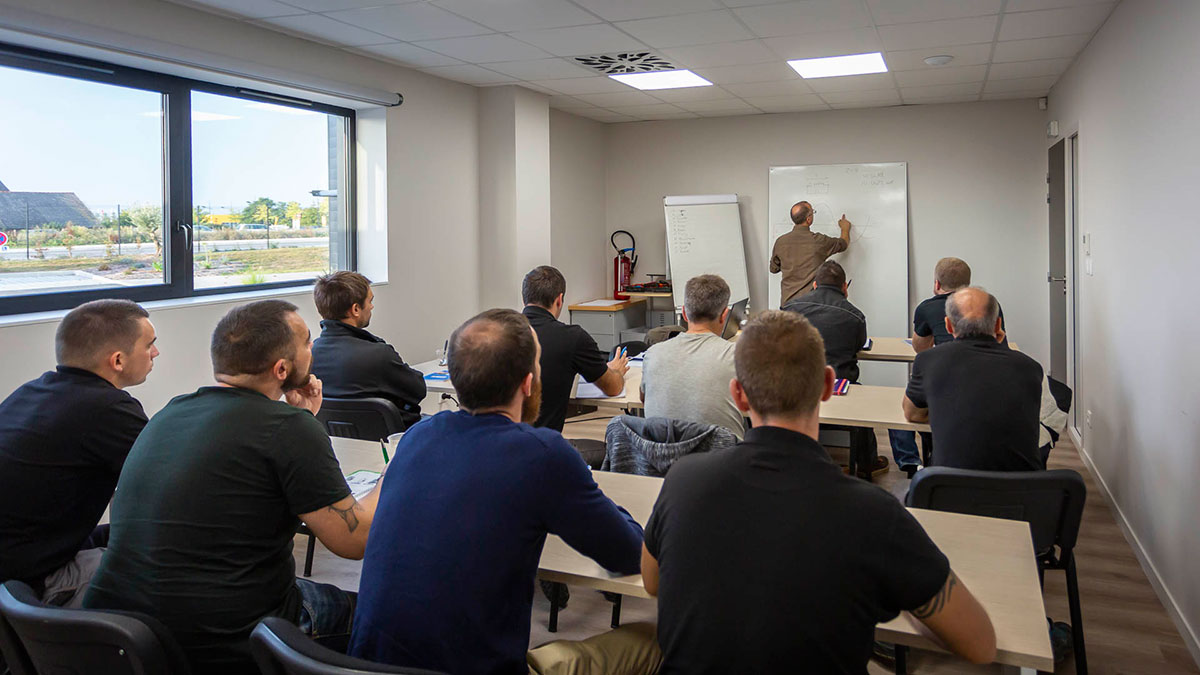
(527, 622, 662, 675)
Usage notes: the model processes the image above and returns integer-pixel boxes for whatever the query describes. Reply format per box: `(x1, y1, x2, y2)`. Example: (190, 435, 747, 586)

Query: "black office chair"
(249, 617, 447, 675)
(0, 579, 192, 675)
(0, 585, 34, 675)
(608, 341, 648, 360)
(903, 467, 1088, 675)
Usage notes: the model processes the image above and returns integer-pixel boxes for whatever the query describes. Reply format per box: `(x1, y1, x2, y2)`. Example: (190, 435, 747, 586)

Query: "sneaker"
(540, 580, 569, 609)
(901, 463, 924, 479)
(1049, 620, 1073, 663)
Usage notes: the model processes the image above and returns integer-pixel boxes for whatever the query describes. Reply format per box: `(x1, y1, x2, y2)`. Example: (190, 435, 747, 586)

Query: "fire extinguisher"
(611, 230, 637, 300)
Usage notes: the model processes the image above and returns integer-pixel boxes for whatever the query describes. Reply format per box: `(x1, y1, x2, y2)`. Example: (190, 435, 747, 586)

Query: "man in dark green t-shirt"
(84, 299, 385, 674)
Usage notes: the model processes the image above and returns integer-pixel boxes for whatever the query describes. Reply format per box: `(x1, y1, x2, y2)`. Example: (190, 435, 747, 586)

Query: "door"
(1047, 139, 1068, 382)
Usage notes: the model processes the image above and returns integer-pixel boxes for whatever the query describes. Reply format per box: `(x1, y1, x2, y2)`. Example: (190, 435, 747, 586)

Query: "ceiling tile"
(548, 94, 588, 107)
(676, 98, 758, 112)
(877, 15, 998, 51)
(662, 40, 778, 68)
(569, 0, 723, 22)
(510, 24, 647, 56)
(637, 112, 701, 120)
(987, 57, 1071, 80)
(179, 0, 303, 19)
(534, 76, 632, 94)
(606, 103, 690, 115)
(485, 58, 595, 80)
(899, 82, 983, 98)
(997, 5, 1114, 41)
(763, 27, 881, 60)
(697, 108, 759, 117)
(829, 99, 901, 109)
(327, 3, 492, 41)
(866, 0, 1002, 25)
(419, 64, 519, 85)
(723, 79, 813, 97)
(518, 82, 565, 96)
(576, 110, 637, 122)
(280, 0, 412, 11)
(982, 74, 1057, 92)
(734, 0, 873, 39)
(647, 85, 738, 102)
(350, 42, 464, 67)
(691, 61, 800, 84)
(429, 0, 601, 32)
(755, 101, 830, 113)
(884, 42, 993, 70)
(258, 14, 392, 46)
(992, 34, 1090, 61)
(981, 90, 1046, 100)
(414, 34, 550, 62)
(1005, 0, 1114, 12)
(804, 72, 895, 93)
(893, 63, 987, 86)
(740, 93, 826, 108)
(615, 10, 753, 49)
(819, 88, 901, 104)
(902, 95, 980, 104)
(574, 91, 662, 106)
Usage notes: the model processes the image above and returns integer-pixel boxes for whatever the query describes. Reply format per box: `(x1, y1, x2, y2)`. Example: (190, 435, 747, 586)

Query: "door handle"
(1047, 275, 1066, 283)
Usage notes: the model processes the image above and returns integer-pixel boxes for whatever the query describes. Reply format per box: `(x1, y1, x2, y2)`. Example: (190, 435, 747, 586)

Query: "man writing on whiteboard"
(770, 201, 852, 307)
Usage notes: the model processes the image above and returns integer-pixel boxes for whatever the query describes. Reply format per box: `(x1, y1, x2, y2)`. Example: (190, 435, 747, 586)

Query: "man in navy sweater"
(349, 308, 647, 674)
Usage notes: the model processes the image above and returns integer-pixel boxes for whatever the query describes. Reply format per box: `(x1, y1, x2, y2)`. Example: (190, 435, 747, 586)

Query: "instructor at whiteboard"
(771, 201, 852, 307)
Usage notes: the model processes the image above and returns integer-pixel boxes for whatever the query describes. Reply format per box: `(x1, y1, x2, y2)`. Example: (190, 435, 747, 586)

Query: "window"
(0, 44, 355, 315)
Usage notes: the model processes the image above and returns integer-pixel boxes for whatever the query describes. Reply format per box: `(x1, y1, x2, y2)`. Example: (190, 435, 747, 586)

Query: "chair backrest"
(609, 341, 648, 360)
(250, 617, 447, 675)
(1047, 376, 1073, 413)
(907, 467, 1087, 555)
(0, 580, 191, 675)
(0, 590, 36, 675)
(317, 397, 407, 442)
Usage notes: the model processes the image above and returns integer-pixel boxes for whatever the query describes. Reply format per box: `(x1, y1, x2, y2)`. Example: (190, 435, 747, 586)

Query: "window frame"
(0, 42, 357, 315)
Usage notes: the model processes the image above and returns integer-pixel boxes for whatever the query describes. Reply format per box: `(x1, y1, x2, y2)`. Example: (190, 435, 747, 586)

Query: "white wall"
(604, 101, 1051, 367)
(0, 0, 482, 414)
(549, 110, 608, 304)
(1047, 0, 1200, 661)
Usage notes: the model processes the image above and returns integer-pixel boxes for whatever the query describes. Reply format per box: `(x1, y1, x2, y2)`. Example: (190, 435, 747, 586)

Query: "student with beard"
(349, 308, 648, 675)
(85, 300, 383, 674)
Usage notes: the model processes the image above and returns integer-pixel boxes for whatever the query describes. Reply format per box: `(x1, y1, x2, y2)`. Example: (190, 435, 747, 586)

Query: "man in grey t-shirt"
(640, 275, 745, 439)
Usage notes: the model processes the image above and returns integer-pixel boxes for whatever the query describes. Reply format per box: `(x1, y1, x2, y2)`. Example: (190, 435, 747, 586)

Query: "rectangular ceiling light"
(788, 52, 888, 79)
(609, 69, 713, 90)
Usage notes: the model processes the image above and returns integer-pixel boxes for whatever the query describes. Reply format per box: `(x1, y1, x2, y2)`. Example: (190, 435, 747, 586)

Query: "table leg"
(999, 666, 1037, 675)
(610, 593, 622, 628)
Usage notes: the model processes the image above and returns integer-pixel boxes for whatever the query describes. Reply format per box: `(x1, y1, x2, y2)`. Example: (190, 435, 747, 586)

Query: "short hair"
(814, 260, 846, 288)
(734, 311, 827, 416)
(55, 300, 149, 368)
(211, 300, 301, 376)
(946, 287, 1000, 339)
(313, 271, 371, 320)
(448, 309, 537, 411)
(935, 257, 971, 291)
(790, 201, 812, 225)
(522, 266, 566, 307)
(684, 274, 730, 323)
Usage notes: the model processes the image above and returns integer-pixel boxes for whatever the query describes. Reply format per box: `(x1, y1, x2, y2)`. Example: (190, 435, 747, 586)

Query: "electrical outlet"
(1085, 410, 1093, 427)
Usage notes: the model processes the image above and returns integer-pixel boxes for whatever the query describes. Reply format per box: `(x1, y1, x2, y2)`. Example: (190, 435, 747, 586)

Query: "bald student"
(770, 201, 852, 306)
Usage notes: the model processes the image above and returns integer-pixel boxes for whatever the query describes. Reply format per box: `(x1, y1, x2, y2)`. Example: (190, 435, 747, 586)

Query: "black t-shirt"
(913, 293, 1006, 346)
(523, 305, 609, 431)
(0, 367, 147, 590)
(906, 336, 1043, 471)
(645, 427, 950, 674)
(84, 387, 350, 674)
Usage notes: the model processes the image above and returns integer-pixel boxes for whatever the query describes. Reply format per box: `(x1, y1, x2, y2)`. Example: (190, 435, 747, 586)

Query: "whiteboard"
(767, 163, 908, 386)
(664, 195, 749, 311)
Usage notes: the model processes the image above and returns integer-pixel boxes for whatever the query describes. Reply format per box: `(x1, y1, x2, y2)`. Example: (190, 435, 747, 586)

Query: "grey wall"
(1047, 0, 1200, 661)
(603, 101, 1051, 368)
(549, 110, 608, 304)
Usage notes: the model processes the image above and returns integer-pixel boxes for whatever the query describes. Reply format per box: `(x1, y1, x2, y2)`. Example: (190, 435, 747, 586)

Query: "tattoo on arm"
(327, 501, 361, 533)
(912, 570, 958, 619)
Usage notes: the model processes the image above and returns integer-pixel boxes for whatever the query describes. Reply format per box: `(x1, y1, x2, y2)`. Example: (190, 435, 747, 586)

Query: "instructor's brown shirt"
(771, 227, 848, 306)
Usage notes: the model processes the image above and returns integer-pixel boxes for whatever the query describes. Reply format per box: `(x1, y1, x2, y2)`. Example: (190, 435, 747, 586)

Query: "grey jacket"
(602, 415, 739, 477)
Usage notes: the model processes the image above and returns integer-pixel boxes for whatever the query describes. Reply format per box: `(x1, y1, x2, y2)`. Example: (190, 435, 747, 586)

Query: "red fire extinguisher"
(611, 230, 637, 300)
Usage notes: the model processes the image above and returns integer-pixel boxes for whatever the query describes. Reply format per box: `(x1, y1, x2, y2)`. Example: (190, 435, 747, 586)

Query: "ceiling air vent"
(573, 52, 677, 75)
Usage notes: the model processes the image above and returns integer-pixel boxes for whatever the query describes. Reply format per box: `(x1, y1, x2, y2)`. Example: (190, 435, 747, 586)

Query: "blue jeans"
(889, 429, 922, 468)
(296, 578, 356, 652)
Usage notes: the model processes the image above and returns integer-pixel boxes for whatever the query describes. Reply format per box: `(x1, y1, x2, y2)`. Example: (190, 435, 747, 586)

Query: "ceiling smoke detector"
(574, 52, 677, 75)
(923, 55, 954, 66)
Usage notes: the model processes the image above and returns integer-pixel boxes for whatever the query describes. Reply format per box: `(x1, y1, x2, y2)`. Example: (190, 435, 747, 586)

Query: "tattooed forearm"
(912, 570, 958, 619)
(327, 501, 361, 533)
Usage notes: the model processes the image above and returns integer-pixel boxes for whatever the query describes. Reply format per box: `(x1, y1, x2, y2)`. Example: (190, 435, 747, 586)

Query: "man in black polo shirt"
(0, 299, 157, 606)
(641, 311, 996, 672)
(903, 287, 1042, 471)
(783, 260, 883, 479)
(311, 271, 426, 428)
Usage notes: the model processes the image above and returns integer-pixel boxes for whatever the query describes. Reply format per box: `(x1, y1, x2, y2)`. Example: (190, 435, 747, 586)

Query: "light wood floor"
(297, 412, 1199, 674)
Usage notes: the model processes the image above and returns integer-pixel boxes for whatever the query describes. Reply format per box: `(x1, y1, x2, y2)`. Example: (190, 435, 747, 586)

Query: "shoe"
(540, 580, 569, 609)
(856, 456, 890, 480)
(901, 463, 924, 479)
(1049, 620, 1073, 663)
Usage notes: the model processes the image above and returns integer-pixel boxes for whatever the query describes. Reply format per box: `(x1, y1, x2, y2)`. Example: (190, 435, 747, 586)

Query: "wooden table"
(859, 337, 1021, 363)
(332, 438, 1051, 673)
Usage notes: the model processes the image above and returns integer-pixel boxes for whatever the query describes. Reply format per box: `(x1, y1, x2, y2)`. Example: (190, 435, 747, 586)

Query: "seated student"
(640, 311, 996, 672)
(782, 261, 883, 478)
(349, 308, 648, 675)
(0, 300, 157, 607)
(85, 300, 384, 674)
(640, 274, 744, 439)
(903, 287, 1043, 471)
(311, 271, 426, 428)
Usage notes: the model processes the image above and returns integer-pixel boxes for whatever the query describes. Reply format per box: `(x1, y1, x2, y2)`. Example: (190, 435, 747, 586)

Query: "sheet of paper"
(346, 470, 382, 499)
(576, 299, 626, 307)
(576, 375, 623, 399)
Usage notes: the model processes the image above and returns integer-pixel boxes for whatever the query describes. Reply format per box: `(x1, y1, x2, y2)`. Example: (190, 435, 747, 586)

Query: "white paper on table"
(575, 299, 626, 307)
(346, 470, 382, 499)
(575, 375, 623, 399)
